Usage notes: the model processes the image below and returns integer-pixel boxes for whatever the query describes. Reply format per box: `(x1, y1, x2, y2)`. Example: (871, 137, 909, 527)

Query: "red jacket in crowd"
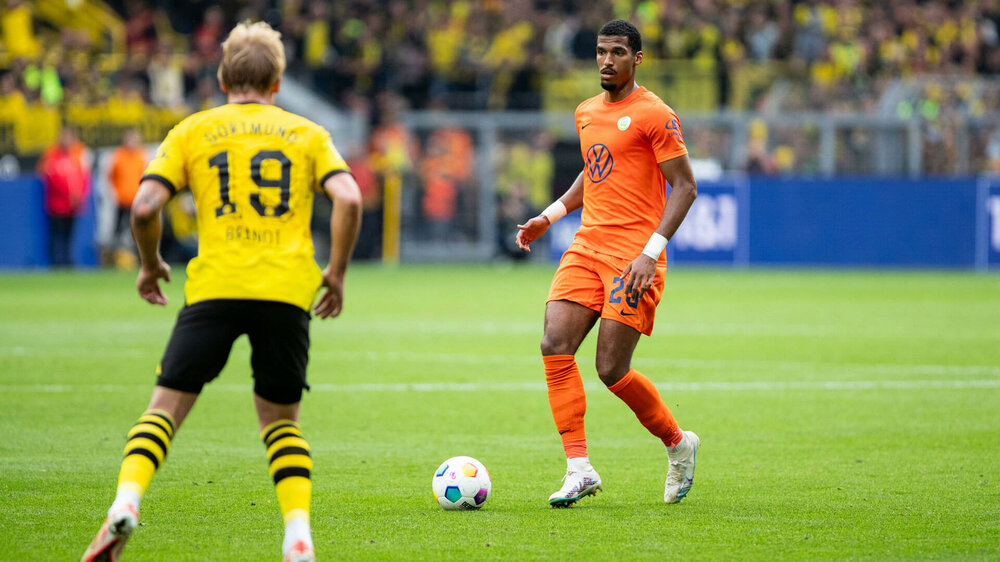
(39, 143, 91, 217)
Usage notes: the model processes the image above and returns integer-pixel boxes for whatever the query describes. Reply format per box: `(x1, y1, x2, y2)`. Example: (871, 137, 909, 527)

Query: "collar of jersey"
(602, 85, 645, 106)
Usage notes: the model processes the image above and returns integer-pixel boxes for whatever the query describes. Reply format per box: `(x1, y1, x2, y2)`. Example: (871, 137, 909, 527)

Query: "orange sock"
(543, 354, 588, 458)
(608, 368, 683, 448)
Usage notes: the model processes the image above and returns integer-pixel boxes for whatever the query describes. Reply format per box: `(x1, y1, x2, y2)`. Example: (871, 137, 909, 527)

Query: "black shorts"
(157, 299, 310, 404)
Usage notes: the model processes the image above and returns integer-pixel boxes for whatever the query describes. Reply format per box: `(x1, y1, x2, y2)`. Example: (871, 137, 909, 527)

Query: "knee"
(540, 334, 574, 357)
(595, 355, 628, 387)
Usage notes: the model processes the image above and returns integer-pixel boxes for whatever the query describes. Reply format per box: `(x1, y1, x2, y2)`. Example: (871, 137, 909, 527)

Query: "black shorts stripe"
(125, 448, 160, 469)
(273, 466, 310, 484)
(133, 419, 172, 440)
(265, 429, 302, 448)
(269, 446, 310, 462)
(129, 432, 168, 456)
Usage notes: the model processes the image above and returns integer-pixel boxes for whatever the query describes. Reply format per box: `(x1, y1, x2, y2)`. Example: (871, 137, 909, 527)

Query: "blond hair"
(217, 21, 286, 95)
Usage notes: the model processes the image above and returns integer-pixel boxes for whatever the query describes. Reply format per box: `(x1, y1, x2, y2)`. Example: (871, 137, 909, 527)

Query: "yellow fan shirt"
(143, 102, 350, 311)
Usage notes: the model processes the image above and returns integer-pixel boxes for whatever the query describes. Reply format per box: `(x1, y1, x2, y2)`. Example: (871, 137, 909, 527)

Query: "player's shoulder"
(636, 87, 678, 116)
(574, 92, 605, 116)
(268, 104, 325, 128)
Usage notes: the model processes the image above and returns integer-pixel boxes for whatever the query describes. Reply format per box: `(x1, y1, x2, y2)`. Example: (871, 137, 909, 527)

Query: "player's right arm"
(314, 171, 362, 319)
(515, 170, 585, 252)
(132, 119, 188, 305)
(131, 178, 173, 305)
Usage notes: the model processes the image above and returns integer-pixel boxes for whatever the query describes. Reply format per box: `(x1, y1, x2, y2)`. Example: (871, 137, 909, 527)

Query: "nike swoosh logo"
(559, 429, 570, 435)
(581, 122, 591, 129)
(619, 310, 635, 317)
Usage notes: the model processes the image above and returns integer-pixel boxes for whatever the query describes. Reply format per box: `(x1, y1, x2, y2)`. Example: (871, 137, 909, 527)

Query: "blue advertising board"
(0, 175, 97, 268)
(748, 177, 976, 267)
(978, 177, 1000, 271)
(668, 176, 749, 266)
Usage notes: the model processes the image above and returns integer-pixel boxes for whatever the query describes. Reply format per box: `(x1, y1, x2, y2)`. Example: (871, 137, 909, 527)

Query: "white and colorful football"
(432, 456, 491, 510)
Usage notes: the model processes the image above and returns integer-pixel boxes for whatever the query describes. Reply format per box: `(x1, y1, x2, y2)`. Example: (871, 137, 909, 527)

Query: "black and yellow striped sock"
(261, 420, 312, 525)
(117, 409, 175, 499)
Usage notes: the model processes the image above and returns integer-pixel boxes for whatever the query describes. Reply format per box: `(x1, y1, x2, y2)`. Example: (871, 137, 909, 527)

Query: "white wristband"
(641, 232, 668, 259)
(541, 200, 567, 224)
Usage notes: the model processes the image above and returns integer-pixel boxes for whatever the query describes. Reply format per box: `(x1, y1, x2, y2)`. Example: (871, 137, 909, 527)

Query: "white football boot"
(548, 464, 603, 507)
(664, 430, 700, 503)
(283, 539, 315, 562)
(81, 503, 138, 562)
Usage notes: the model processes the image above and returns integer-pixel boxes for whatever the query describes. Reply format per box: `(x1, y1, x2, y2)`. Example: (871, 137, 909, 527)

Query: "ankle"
(109, 489, 141, 515)
(283, 517, 312, 554)
(567, 456, 591, 472)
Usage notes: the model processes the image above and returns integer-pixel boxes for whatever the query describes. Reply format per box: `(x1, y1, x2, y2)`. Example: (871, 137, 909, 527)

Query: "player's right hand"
(515, 215, 551, 252)
(137, 258, 171, 306)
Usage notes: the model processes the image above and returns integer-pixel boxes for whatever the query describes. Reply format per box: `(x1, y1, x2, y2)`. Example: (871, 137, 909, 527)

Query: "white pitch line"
(322, 350, 1000, 378)
(2, 379, 1000, 394)
(2, 346, 998, 378)
(4, 319, 998, 340)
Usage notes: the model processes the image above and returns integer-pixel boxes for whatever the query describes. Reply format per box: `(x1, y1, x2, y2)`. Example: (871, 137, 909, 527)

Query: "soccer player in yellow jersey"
(82, 22, 361, 562)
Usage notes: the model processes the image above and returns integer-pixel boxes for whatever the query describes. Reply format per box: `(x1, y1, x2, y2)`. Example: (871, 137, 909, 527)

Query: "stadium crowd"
(4, 0, 1000, 264)
(4, 1, 1000, 120)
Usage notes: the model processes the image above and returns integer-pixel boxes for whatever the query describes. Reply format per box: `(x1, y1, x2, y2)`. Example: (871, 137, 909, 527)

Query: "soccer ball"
(432, 456, 491, 510)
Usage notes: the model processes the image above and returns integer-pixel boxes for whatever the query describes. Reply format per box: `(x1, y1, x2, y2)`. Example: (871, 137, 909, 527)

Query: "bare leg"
(594, 318, 642, 386)
(146, 385, 199, 428)
(541, 299, 600, 356)
(253, 393, 300, 431)
(542, 300, 604, 506)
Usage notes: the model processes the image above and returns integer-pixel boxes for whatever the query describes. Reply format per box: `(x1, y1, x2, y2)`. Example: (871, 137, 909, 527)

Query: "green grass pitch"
(1, 265, 998, 560)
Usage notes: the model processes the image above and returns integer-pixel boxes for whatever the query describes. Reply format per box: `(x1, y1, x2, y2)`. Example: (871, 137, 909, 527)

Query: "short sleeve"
(314, 129, 351, 190)
(645, 104, 688, 164)
(142, 121, 188, 194)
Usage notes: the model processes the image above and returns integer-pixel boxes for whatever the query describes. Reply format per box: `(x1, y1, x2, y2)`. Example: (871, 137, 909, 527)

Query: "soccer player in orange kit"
(516, 19, 700, 507)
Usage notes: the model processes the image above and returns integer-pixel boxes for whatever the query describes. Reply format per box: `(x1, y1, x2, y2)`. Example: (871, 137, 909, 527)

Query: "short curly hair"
(598, 20, 642, 55)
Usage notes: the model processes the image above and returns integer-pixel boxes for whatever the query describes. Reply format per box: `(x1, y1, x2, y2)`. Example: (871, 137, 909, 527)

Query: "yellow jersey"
(142, 102, 350, 311)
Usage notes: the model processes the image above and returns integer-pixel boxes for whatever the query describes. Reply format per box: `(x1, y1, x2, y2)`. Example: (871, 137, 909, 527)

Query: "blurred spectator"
(124, 0, 158, 56)
(1, 0, 41, 59)
(369, 92, 419, 230)
(0, 70, 26, 120)
(497, 131, 554, 211)
(193, 5, 225, 63)
(148, 44, 186, 109)
(107, 127, 147, 266)
(38, 126, 91, 267)
(347, 144, 382, 259)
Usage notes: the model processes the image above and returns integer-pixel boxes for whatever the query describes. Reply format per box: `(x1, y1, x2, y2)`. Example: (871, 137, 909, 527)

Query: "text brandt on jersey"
(204, 121, 300, 144)
(226, 225, 282, 245)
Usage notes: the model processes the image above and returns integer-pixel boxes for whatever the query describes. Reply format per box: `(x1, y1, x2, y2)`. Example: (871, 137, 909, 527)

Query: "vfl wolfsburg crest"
(617, 116, 631, 131)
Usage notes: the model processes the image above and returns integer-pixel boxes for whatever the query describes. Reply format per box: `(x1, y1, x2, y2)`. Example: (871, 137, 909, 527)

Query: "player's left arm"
(131, 178, 174, 305)
(314, 171, 362, 319)
(623, 154, 698, 299)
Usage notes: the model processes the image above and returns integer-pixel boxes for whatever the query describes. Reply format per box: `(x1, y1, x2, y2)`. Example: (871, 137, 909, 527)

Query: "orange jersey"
(573, 86, 688, 259)
(108, 146, 148, 207)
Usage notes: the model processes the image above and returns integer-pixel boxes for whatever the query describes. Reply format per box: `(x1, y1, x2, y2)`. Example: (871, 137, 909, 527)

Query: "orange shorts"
(547, 244, 665, 336)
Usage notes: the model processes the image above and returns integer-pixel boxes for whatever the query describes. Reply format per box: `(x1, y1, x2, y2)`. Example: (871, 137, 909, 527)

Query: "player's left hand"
(315, 267, 345, 319)
(622, 255, 656, 301)
(136, 258, 171, 305)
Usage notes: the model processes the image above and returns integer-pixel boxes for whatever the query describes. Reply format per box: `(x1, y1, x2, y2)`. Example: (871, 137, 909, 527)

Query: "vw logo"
(586, 144, 614, 183)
